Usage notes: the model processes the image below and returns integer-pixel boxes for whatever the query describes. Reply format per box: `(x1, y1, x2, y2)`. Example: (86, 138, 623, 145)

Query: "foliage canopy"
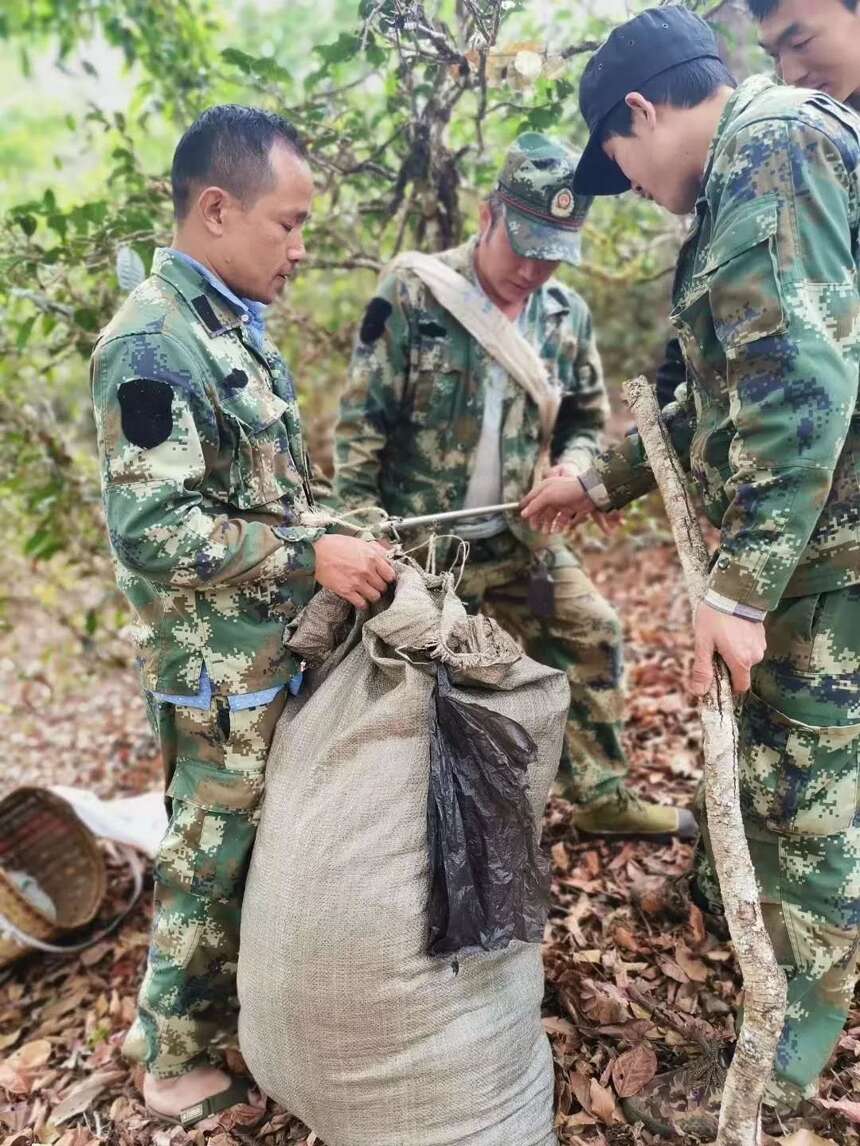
(0, 0, 757, 652)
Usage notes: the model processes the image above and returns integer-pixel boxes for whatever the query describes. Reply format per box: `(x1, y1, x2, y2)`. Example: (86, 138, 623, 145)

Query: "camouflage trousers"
(695, 585, 860, 1107)
(457, 531, 628, 804)
(123, 690, 286, 1078)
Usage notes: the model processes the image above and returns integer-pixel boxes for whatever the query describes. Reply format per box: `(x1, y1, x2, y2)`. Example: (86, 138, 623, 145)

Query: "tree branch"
(622, 375, 787, 1146)
(561, 38, 602, 60)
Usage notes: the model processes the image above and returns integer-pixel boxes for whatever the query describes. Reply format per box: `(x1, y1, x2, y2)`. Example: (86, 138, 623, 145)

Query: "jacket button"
(717, 557, 730, 570)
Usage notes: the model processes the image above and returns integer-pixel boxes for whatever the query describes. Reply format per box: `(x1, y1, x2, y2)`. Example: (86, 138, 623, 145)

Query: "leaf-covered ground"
(1, 536, 858, 1146)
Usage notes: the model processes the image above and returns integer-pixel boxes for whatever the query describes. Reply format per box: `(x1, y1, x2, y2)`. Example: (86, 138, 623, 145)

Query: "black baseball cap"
(573, 6, 723, 197)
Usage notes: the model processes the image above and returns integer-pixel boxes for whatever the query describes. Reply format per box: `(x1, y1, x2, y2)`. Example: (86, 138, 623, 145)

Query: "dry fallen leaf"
(0, 1029, 22, 1052)
(687, 902, 706, 946)
(675, 942, 709, 984)
(0, 1040, 53, 1094)
(819, 1097, 860, 1124)
(658, 957, 689, 984)
(543, 1016, 578, 1039)
(78, 941, 111, 968)
(611, 1042, 658, 1098)
(50, 1068, 125, 1124)
(612, 925, 641, 953)
(568, 1069, 592, 1113)
(4, 1040, 52, 1070)
(588, 1079, 621, 1125)
(6, 536, 858, 1146)
(778, 1132, 839, 1146)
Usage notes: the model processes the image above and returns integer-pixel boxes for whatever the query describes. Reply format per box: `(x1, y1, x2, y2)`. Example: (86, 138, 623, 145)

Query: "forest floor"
(1, 530, 858, 1146)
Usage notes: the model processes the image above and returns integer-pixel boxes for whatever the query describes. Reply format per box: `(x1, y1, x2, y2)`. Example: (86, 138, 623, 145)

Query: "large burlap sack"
(238, 564, 569, 1146)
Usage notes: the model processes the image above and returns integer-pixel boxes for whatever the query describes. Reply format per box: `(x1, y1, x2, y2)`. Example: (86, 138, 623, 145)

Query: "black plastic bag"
(426, 666, 551, 957)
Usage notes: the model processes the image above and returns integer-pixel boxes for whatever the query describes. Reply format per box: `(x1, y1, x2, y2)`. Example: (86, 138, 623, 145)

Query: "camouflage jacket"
(333, 237, 609, 549)
(583, 77, 860, 615)
(90, 248, 324, 695)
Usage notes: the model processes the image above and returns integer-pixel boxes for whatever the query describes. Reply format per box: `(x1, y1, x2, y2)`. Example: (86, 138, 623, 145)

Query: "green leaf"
(84, 202, 107, 225)
(221, 46, 257, 73)
(73, 307, 100, 332)
(47, 213, 67, 240)
(16, 214, 37, 237)
(366, 43, 386, 68)
(520, 104, 560, 131)
(15, 316, 36, 351)
(220, 46, 290, 84)
(314, 33, 360, 66)
(23, 528, 63, 561)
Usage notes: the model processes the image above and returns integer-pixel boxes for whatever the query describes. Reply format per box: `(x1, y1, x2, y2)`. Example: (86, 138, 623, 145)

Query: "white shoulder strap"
(388, 251, 560, 450)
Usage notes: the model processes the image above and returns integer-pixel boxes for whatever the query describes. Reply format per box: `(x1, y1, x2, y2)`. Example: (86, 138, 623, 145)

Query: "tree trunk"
(622, 375, 787, 1146)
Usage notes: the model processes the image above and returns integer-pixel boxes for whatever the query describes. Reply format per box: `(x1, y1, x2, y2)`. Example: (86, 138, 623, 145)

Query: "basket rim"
(0, 786, 107, 931)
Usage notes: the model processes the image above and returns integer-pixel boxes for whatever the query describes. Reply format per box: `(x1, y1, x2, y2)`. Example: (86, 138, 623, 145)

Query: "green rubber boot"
(571, 786, 698, 843)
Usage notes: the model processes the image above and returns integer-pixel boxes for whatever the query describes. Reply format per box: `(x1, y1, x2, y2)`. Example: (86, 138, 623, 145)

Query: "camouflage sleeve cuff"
(578, 468, 612, 510)
(702, 589, 768, 623)
(579, 433, 657, 512)
(706, 555, 774, 615)
(270, 526, 326, 579)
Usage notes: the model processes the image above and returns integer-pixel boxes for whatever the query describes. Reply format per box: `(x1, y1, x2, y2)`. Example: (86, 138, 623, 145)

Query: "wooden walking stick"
(622, 376, 788, 1146)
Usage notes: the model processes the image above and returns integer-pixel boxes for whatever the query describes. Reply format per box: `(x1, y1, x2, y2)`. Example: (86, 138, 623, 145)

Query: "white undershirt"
(457, 302, 528, 541)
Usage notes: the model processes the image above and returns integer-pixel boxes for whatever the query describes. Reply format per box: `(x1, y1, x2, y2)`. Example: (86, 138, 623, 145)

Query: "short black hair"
(598, 57, 737, 144)
(171, 104, 307, 220)
(747, 0, 856, 16)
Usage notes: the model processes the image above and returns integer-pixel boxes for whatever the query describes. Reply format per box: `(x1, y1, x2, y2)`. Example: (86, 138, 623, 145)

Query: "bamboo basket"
(0, 787, 106, 968)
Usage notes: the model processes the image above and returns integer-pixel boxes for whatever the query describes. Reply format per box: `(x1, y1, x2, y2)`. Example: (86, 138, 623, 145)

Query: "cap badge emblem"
(550, 188, 574, 218)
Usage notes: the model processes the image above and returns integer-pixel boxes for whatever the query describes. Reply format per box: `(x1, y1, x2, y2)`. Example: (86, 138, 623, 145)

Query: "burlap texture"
(238, 564, 568, 1146)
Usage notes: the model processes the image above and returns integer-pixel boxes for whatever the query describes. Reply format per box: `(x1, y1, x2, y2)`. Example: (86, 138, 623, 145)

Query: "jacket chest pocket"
(673, 196, 787, 363)
(670, 287, 726, 406)
(672, 197, 789, 490)
(219, 383, 303, 510)
(409, 337, 470, 427)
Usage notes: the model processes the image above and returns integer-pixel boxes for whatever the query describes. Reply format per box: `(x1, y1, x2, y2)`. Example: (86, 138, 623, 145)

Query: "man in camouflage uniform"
(332, 133, 694, 842)
(750, 0, 860, 108)
(524, 7, 860, 1129)
(90, 106, 394, 1125)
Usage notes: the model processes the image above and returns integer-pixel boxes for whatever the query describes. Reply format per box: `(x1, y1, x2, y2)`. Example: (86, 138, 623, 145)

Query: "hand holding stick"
(623, 375, 787, 1146)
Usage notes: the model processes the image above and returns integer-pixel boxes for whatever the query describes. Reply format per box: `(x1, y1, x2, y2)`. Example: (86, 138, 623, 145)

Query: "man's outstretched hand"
(313, 534, 396, 610)
(520, 474, 595, 533)
(520, 473, 619, 535)
(691, 602, 767, 697)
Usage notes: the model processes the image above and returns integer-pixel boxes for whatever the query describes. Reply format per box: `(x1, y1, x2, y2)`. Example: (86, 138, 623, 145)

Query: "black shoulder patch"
(191, 295, 223, 333)
(548, 286, 569, 309)
(417, 320, 447, 339)
(223, 368, 248, 390)
(118, 379, 174, 449)
(360, 297, 392, 345)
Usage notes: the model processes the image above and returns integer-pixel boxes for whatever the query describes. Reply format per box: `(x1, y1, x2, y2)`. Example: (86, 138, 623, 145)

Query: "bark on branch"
(622, 374, 788, 1146)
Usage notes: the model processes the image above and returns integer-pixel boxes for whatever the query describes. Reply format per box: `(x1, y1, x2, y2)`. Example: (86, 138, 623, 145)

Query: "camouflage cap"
(495, 133, 592, 264)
